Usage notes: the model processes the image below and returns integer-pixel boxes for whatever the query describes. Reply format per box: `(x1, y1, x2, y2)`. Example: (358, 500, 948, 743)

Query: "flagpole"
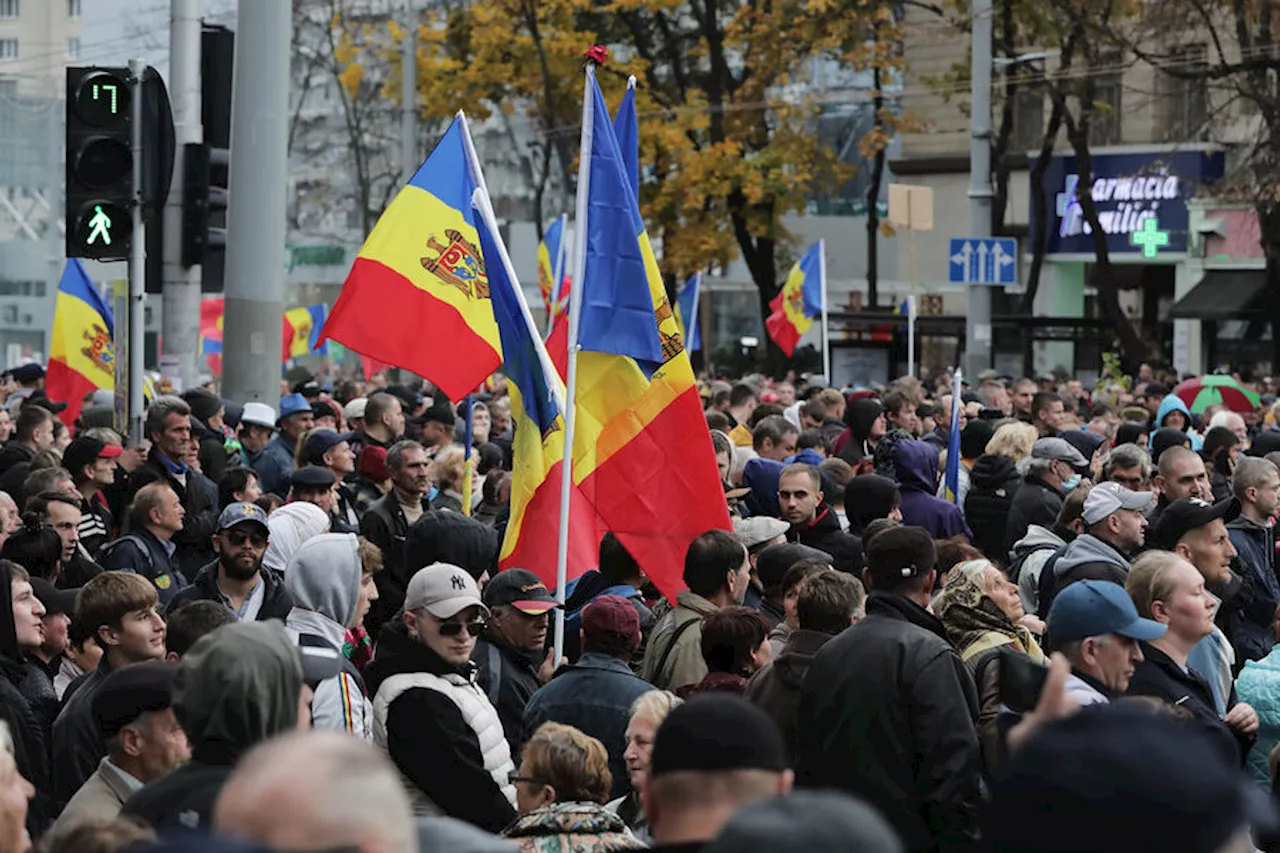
(550, 65, 596, 665)
(461, 395, 473, 516)
(819, 239, 830, 383)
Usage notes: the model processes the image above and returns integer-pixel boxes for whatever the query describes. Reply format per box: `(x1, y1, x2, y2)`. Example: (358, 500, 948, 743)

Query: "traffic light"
(66, 67, 134, 260)
(195, 24, 233, 291)
(180, 142, 228, 266)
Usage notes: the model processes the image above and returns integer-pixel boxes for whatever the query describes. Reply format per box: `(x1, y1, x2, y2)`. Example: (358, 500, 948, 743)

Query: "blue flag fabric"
(613, 79, 639, 200)
(944, 371, 963, 503)
(678, 273, 702, 353)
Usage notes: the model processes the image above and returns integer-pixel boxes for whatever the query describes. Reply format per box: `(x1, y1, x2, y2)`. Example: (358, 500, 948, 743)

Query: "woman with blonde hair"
(965, 421, 1040, 562)
(937, 559, 1045, 769)
(605, 691, 682, 842)
(502, 722, 643, 853)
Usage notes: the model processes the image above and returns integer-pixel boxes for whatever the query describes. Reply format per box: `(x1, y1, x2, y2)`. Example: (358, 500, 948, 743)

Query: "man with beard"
(167, 503, 292, 622)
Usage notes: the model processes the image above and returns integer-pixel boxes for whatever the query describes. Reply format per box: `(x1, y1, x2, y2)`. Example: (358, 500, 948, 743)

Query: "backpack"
(1034, 544, 1072, 621)
(1007, 541, 1060, 586)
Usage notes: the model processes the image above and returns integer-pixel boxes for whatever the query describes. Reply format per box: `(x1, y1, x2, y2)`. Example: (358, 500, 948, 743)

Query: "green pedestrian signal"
(72, 201, 130, 257)
(87, 205, 113, 245)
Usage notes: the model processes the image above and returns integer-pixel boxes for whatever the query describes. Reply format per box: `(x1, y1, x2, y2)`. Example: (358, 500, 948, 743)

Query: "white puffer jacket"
(372, 670, 517, 814)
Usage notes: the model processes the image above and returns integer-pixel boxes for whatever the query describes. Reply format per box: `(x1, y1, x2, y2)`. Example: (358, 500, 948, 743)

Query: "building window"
(1009, 87, 1045, 152)
(0, 1, 17, 20)
(1088, 52, 1123, 147)
(0, 77, 15, 97)
(1158, 44, 1208, 141)
(0, 40, 19, 60)
(67, 0, 80, 17)
(65, 37, 79, 60)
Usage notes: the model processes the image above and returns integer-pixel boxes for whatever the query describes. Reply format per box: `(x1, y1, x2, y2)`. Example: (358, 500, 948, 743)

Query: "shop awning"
(1169, 270, 1267, 320)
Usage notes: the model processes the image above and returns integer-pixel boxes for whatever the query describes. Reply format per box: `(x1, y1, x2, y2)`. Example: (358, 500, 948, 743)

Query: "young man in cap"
(1045, 578, 1165, 705)
(125, 395, 218, 576)
(642, 695, 793, 851)
(236, 402, 278, 470)
(1227, 457, 1280, 663)
(361, 440, 433, 636)
(1149, 496, 1245, 716)
(254, 393, 315, 498)
(167, 502, 292, 622)
(54, 660, 187, 830)
(343, 397, 368, 434)
(363, 562, 517, 832)
(522, 595, 651, 800)
(733, 516, 789, 611)
(1036, 481, 1153, 618)
(415, 402, 457, 458)
(299, 428, 359, 532)
(288, 466, 338, 517)
(62, 435, 122, 562)
(473, 568, 559, 760)
(1003, 436, 1089, 554)
(52, 571, 167, 805)
(795, 525, 983, 853)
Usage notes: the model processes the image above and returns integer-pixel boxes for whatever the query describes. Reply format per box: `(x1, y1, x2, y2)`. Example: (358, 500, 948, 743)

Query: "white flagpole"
(549, 66, 596, 665)
(819, 239, 830, 383)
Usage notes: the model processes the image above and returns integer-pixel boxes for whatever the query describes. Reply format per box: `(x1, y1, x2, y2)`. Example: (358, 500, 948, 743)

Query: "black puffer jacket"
(125, 451, 218, 577)
(795, 592, 983, 853)
(964, 454, 1021, 562)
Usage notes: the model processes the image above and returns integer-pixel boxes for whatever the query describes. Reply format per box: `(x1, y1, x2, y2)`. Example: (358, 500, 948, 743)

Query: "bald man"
(213, 731, 415, 853)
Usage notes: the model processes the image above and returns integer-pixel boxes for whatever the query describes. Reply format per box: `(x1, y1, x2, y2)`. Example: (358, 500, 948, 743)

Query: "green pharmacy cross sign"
(1131, 218, 1170, 258)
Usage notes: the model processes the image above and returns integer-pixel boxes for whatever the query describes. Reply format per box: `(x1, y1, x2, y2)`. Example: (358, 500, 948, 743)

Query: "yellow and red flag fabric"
(200, 298, 328, 375)
(568, 70, 730, 601)
(46, 260, 114, 426)
(764, 240, 825, 356)
(476, 192, 598, 586)
(319, 115, 502, 402)
(537, 215, 568, 321)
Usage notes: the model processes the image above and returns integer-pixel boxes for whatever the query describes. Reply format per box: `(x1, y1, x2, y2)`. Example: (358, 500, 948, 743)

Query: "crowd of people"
(0, 359, 1275, 852)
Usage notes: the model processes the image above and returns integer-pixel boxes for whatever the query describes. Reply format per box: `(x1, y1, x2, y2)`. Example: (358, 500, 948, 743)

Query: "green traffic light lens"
(74, 201, 131, 254)
(73, 72, 131, 128)
(74, 137, 132, 188)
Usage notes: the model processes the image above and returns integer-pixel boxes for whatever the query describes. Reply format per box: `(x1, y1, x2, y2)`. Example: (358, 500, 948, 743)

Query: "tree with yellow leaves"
(378, 0, 907, 358)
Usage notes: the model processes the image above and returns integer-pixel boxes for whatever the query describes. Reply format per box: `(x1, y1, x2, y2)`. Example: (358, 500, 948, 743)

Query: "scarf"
(937, 561, 1045, 663)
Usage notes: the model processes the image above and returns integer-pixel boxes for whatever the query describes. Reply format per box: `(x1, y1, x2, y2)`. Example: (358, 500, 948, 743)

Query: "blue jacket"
(892, 440, 972, 542)
(1236, 646, 1280, 788)
(1227, 515, 1280, 664)
(522, 653, 653, 799)
(252, 433, 298, 498)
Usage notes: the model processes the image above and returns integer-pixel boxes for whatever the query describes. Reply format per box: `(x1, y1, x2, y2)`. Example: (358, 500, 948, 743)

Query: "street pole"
(400, 0, 417, 182)
(162, 0, 203, 392)
(965, 0, 994, 379)
(128, 58, 147, 445)
(222, 0, 289, 404)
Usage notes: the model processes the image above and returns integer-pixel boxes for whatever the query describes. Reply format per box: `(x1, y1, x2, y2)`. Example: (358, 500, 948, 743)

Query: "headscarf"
(262, 502, 331, 573)
(937, 560, 1045, 664)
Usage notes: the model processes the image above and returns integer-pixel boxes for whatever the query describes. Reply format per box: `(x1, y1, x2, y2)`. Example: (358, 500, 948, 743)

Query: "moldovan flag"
(320, 114, 502, 401)
(46, 259, 114, 426)
(282, 303, 329, 361)
(764, 240, 824, 356)
(537, 215, 568, 319)
(675, 273, 702, 353)
(476, 192, 597, 585)
(568, 68, 731, 601)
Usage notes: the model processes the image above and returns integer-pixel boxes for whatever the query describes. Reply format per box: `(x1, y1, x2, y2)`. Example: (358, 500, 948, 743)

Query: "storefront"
(1027, 145, 1225, 377)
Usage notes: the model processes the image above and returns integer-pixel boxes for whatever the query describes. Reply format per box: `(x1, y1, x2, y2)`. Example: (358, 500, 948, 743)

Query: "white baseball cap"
(239, 402, 279, 431)
(405, 562, 489, 620)
(343, 397, 368, 421)
(1082, 481, 1155, 526)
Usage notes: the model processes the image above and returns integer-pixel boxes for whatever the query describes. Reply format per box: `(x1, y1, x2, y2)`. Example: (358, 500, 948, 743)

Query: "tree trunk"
(1257, 204, 1280, 371)
(1020, 98, 1066, 314)
(866, 68, 885, 309)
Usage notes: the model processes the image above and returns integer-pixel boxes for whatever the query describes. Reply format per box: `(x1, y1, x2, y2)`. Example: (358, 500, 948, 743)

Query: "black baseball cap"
(864, 525, 936, 587)
(1150, 497, 1241, 550)
(62, 435, 123, 479)
(289, 465, 337, 491)
(92, 660, 179, 739)
(300, 429, 355, 465)
(482, 568, 558, 614)
(29, 577, 77, 617)
(650, 695, 787, 777)
(415, 402, 456, 427)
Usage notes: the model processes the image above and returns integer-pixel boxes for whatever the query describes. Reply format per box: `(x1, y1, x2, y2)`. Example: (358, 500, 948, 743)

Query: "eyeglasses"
(509, 771, 548, 787)
(224, 529, 268, 547)
(438, 617, 487, 637)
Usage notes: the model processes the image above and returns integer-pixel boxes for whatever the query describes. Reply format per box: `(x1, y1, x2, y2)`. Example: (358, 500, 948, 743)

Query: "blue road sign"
(948, 237, 1018, 285)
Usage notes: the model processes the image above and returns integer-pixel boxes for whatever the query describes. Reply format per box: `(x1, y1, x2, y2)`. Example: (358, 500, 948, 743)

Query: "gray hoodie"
(285, 533, 374, 741)
(1011, 525, 1066, 615)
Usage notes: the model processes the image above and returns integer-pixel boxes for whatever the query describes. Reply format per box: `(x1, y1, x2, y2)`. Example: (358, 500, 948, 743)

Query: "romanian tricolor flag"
(476, 190, 597, 586)
(675, 273, 702, 353)
(764, 240, 825, 356)
(320, 115, 502, 402)
(46, 260, 113, 426)
(568, 69, 730, 601)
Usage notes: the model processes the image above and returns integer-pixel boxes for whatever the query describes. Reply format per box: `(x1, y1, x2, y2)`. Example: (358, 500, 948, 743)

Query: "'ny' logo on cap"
(451, 575, 467, 591)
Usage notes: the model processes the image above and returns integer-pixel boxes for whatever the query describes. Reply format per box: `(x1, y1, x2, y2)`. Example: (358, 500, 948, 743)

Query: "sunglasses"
(223, 529, 267, 547)
(438, 618, 487, 637)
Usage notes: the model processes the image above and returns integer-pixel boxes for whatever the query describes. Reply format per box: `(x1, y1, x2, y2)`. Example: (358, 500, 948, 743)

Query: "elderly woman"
(503, 722, 643, 853)
(606, 691, 681, 842)
(937, 559, 1045, 770)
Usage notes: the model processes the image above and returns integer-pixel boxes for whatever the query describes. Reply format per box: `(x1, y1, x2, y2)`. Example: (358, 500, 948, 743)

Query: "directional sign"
(948, 237, 1017, 285)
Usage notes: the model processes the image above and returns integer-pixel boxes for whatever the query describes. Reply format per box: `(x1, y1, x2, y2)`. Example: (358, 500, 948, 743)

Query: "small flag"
(675, 273, 702, 353)
(764, 241, 824, 356)
(944, 370, 963, 503)
(46, 260, 114, 426)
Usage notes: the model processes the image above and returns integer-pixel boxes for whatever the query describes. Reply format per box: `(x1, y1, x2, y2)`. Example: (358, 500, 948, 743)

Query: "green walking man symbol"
(86, 204, 113, 246)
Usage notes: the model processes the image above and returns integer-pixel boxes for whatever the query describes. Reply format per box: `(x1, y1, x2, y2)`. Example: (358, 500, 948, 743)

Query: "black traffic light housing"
(184, 23, 234, 292)
(65, 67, 134, 260)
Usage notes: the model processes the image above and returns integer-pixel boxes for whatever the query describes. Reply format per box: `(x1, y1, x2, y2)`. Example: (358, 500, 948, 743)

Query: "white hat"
(733, 516, 790, 550)
(405, 562, 489, 620)
(240, 402, 279, 431)
(1082, 481, 1155, 526)
(343, 397, 368, 421)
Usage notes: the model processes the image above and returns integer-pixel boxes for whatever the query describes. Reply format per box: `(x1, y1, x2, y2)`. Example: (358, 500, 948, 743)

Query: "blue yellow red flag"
(537, 215, 568, 321)
(283, 303, 329, 361)
(46, 259, 114, 426)
(319, 113, 501, 401)
(474, 190, 597, 586)
(568, 68, 730, 600)
(764, 240, 824, 357)
(944, 370, 963, 503)
(613, 76, 639, 199)
(675, 273, 702, 353)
